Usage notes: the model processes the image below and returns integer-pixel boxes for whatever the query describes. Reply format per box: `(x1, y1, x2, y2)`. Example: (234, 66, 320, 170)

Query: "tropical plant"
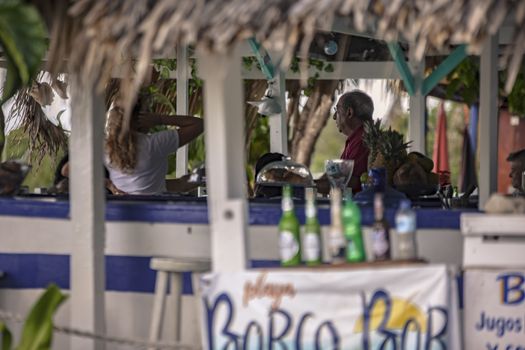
(0, 0, 48, 104)
(446, 58, 525, 117)
(363, 120, 411, 186)
(0, 284, 67, 350)
(0, 0, 48, 159)
(9, 87, 68, 164)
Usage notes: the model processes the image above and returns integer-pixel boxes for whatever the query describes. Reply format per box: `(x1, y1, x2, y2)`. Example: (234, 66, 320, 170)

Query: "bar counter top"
(0, 195, 477, 229)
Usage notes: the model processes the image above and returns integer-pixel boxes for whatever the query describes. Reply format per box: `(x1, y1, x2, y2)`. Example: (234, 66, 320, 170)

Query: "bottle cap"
(399, 199, 411, 210)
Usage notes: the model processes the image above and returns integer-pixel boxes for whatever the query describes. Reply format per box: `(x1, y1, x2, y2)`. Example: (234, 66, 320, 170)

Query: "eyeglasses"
(332, 104, 345, 119)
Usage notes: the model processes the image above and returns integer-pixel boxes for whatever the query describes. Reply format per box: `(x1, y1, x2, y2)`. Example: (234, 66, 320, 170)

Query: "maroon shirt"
(340, 125, 369, 193)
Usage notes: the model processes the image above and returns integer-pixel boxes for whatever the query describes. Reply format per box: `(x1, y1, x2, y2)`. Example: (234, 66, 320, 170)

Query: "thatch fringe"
(28, 0, 525, 126)
(10, 88, 68, 163)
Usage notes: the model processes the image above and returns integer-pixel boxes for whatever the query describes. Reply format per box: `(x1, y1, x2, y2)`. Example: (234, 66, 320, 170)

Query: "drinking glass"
(325, 159, 354, 197)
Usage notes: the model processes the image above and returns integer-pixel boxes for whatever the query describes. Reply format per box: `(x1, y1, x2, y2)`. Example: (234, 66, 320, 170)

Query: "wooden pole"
(69, 77, 106, 350)
(176, 46, 190, 177)
(479, 33, 499, 209)
(198, 44, 249, 271)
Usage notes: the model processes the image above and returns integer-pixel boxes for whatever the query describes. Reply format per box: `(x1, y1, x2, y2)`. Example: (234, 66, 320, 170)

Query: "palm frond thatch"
(9, 88, 68, 163)
(18, 0, 525, 147)
(48, 0, 524, 89)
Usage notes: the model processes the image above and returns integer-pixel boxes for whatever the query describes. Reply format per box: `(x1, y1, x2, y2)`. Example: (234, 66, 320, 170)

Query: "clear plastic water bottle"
(395, 199, 417, 260)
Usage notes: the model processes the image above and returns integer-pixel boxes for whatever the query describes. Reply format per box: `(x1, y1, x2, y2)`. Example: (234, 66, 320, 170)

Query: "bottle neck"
(344, 188, 353, 202)
(282, 196, 294, 212)
(331, 200, 341, 224)
(306, 201, 316, 218)
(374, 201, 384, 221)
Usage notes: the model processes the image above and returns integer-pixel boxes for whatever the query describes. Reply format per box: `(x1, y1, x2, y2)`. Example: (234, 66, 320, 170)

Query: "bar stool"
(148, 257, 211, 349)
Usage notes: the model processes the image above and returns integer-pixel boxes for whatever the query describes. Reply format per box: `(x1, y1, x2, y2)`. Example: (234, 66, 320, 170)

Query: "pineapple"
(363, 120, 383, 167)
(363, 120, 412, 186)
(380, 127, 411, 185)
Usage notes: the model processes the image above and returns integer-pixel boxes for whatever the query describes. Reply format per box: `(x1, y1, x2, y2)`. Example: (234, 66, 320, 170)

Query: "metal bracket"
(388, 42, 468, 97)
(422, 45, 468, 96)
(387, 42, 415, 95)
(247, 38, 275, 80)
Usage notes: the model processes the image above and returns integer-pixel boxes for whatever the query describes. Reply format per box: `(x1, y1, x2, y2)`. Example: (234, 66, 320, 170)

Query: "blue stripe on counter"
(0, 198, 474, 229)
(0, 198, 69, 219)
(0, 254, 70, 289)
(0, 253, 280, 294)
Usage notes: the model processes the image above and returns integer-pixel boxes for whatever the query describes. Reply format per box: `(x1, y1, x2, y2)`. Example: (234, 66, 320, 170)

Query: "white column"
(69, 78, 106, 350)
(198, 44, 248, 272)
(176, 46, 190, 177)
(479, 33, 499, 209)
(268, 70, 288, 155)
(409, 57, 426, 154)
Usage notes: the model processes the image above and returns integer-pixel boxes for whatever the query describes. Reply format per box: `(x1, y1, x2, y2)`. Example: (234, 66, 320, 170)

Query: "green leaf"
(17, 284, 67, 350)
(0, 0, 48, 104)
(0, 322, 13, 350)
(324, 64, 334, 73)
(151, 91, 176, 115)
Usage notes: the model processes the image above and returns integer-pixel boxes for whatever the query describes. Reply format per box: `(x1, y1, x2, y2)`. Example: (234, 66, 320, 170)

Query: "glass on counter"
(325, 159, 354, 198)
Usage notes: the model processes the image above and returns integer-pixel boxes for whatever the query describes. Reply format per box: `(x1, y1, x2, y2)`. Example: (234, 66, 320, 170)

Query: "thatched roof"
(6, 0, 520, 162)
(32, 0, 525, 118)
(39, 0, 525, 79)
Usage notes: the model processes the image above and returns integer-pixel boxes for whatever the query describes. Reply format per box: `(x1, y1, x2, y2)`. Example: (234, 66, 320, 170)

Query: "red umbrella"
(432, 102, 450, 185)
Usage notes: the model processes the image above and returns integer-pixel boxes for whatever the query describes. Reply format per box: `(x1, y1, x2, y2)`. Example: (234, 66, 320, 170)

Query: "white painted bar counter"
(0, 197, 466, 349)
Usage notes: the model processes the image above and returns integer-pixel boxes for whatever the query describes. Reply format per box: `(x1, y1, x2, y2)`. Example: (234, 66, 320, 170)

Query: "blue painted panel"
(0, 253, 281, 295)
(0, 198, 69, 219)
(105, 255, 195, 294)
(0, 253, 70, 289)
(106, 201, 209, 224)
(0, 197, 475, 229)
(250, 260, 281, 269)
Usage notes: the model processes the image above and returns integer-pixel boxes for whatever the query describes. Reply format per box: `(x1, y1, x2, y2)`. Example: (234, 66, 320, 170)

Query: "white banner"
(199, 265, 459, 349)
(464, 269, 525, 350)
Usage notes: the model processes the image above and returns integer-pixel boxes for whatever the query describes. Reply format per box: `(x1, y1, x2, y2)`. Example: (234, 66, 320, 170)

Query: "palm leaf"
(10, 88, 68, 164)
(0, 0, 47, 104)
(0, 322, 13, 350)
(17, 284, 67, 350)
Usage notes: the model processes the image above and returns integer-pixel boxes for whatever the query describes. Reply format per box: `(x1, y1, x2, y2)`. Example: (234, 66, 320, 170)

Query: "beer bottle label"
(372, 229, 389, 256)
(329, 230, 346, 258)
(347, 239, 356, 253)
(396, 216, 415, 234)
(303, 232, 320, 261)
(279, 230, 299, 262)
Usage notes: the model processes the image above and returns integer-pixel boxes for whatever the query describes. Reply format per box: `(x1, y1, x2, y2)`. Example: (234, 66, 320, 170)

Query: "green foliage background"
(389, 100, 467, 188)
(3, 127, 64, 191)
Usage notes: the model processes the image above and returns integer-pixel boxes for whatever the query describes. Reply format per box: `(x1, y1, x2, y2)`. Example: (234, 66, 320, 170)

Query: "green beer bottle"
(303, 188, 321, 266)
(342, 190, 366, 262)
(279, 185, 301, 266)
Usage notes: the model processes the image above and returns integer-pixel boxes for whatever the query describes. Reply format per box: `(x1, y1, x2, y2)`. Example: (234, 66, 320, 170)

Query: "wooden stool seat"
(148, 257, 211, 349)
(150, 257, 211, 273)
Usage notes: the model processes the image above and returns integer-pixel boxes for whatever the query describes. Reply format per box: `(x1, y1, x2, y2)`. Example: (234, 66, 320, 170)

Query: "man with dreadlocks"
(104, 97, 203, 195)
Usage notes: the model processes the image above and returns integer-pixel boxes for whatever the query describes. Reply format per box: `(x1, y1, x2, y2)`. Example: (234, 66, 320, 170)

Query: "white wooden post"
(268, 70, 288, 155)
(409, 56, 426, 154)
(198, 44, 249, 272)
(176, 46, 190, 177)
(69, 78, 106, 350)
(479, 33, 499, 209)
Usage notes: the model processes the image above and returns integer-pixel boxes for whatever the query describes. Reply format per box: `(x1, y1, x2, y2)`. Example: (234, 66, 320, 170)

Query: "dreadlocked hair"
(105, 99, 142, 173)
